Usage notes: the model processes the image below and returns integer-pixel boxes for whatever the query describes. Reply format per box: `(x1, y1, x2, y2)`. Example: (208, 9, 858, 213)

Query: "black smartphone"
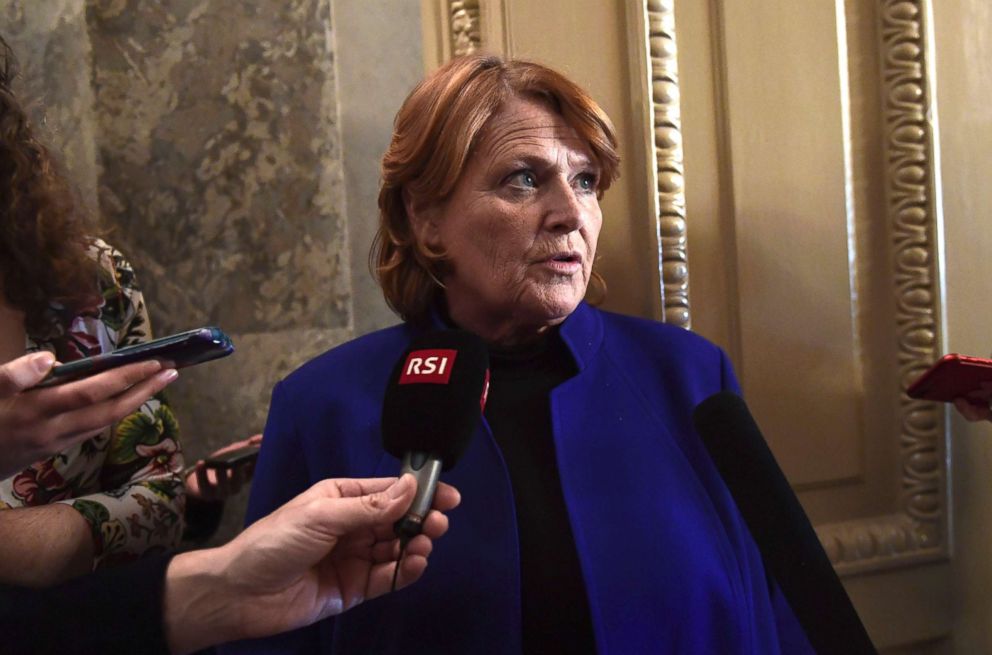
(35, 326, 235, 388)
(203, 444, 261, 470)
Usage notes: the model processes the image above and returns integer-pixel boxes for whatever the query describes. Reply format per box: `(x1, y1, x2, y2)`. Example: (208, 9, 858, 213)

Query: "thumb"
(309, 474, 417, 536)
(0, 353, 56, 398)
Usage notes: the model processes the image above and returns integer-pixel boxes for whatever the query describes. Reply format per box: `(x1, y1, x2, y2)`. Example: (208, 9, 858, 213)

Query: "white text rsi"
(406, 356, 450, 376)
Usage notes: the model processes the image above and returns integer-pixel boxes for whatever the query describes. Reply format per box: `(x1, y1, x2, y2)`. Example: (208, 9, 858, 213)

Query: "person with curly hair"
(0, 34, 187, 586)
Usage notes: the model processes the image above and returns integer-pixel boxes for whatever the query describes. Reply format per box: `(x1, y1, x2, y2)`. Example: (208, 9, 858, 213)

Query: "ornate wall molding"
(815, 0, 946, 576)
(450, 0, 481, 57)
(644, 0, 690, 328)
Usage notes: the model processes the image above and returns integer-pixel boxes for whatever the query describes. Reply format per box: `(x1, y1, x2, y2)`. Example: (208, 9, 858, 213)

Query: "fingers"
(370, 532, 434, 563)
(325, 476, 412, 500)
(228, 462, 247, 495)
(188, 436, 264, 502)
(367, 551, 430, 599)
(210, 436, 258, 457)
(188, 462, 211, 499)
(34, 360, 167, 414)
(431, 482, 461, 512)
(46, 367, 177, 445)
(299, 475, 417, 538)
(364, 518, 448, 602)
(284, 476, 405, 512)
(311, 476, 459, 512)
(294, 476, 460, 536)
(954, 397, 991, 422)
(421, 507, 450, 539)
(0, 352, 56, 398)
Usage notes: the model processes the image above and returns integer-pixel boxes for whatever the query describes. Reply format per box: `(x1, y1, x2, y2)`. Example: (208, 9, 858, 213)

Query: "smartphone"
(203, 444, 261, 470)
(35, 326, 235, 388)
(906, 353, 992, 402)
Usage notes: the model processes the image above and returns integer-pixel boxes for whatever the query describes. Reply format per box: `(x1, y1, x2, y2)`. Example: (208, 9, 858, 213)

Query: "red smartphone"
(33, 326, 234, 388)
(906, 353, 992, 402)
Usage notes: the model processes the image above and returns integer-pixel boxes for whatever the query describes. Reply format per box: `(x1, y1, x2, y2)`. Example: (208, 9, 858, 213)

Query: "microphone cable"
(390, 534, 410, 593)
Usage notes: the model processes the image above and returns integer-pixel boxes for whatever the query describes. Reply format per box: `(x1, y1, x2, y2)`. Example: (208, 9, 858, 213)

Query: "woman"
(230, 55, 812, 654)
(0, 36, 185, 585)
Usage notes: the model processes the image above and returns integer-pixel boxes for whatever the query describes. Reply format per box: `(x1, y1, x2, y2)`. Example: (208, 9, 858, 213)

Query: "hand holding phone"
(906, 353, 992, 403)
(952, 396, 992, 423)
(35, 326, 234, 388)
(907, 353, 992, 424)
(186, 435, 263, 502)
(1, 354, 177, 477)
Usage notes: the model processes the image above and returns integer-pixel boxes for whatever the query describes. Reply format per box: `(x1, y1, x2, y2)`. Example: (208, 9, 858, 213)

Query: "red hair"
(372, 54, 619, 324)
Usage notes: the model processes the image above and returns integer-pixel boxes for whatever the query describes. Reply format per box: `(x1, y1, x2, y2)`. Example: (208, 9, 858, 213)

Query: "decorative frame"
(813, 0, 946, 576)
(644, 0, 691, 328)
(627, 0, 946, 576)
(450, 0, 482, 56)
(420, 0, 484, 70)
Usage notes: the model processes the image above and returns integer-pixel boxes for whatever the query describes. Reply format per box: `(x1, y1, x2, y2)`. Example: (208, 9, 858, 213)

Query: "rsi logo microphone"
(399, 349, 457, 384)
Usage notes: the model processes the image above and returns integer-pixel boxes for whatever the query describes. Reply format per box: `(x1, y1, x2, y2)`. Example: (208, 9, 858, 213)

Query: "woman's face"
(415, 95, 603, 345)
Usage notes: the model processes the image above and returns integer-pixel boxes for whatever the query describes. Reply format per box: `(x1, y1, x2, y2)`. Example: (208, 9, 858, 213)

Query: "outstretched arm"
(1, 475, 459, 655)
(0, 353, 179, 588)
(165, 474, 459, 655)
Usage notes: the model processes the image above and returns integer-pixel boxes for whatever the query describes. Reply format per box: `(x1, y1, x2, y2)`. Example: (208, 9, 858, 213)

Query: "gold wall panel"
(673, 0, 950, 648)
(423, 0, 952, 647)
(671, 0, 947, 577)
(720, 0, 863, 488)
(815, 0, 947, 576)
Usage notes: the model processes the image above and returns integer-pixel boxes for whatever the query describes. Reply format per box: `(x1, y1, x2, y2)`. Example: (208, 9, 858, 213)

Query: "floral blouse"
(0, 239, 185, 568)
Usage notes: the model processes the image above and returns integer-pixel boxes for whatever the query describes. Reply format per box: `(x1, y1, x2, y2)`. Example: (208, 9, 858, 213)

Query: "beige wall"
(334, 0, 423, 336)
(421, 0, 989, 652)
(934, 0, 992, 651)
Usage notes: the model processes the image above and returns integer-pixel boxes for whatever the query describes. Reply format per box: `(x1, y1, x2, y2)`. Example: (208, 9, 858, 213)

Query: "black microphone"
(382, 329, 489, 542)
(692, 391, 876, 655)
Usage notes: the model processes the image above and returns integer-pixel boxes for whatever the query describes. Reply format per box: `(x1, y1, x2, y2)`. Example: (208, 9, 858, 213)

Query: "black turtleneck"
(484, 328, 597, 654)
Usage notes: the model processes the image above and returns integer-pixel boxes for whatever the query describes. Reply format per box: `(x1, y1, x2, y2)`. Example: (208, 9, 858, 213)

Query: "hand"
(185, 434, 263, 502)
(952, 381, 992, 423)
(164, 474, 460, 654)
(953, 397, 992, 423)
(0, 352, 178, 478)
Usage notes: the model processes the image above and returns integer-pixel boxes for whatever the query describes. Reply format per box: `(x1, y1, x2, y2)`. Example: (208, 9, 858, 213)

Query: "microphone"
(382, 329, 489, 542)
(692, 391, 876, 655)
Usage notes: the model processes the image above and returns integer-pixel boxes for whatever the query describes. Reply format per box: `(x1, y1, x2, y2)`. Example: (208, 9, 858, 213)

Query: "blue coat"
(222, 303, 813, 654)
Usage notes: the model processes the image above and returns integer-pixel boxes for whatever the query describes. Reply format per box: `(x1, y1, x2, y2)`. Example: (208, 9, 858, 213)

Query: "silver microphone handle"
(394, 450, 442, 540)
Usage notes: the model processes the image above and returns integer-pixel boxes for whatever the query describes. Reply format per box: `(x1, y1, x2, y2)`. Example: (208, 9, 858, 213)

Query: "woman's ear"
(404, 187, 443, 251)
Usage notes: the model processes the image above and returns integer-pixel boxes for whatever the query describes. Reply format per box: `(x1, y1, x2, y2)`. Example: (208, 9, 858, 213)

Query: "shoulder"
(263, 324, 414, 472)
(82, 238, 151, 344)
(278, 322, 413, 399)
(588, 307, 735, 393)
(86, 238, 141, 297)
(597, 308, 723, 360)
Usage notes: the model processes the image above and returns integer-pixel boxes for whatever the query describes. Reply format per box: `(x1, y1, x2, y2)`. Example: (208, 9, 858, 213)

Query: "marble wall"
(3, 1, 100, 210)
(2, 0, 420, 543)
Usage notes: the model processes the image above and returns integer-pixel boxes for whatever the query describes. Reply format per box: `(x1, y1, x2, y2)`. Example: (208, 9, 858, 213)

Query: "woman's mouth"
(541, 252, 582, 274)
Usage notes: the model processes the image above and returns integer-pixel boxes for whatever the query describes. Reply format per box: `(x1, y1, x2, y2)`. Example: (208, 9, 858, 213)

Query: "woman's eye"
(576, 173, 598, 192)
(508, 170, 537, 188)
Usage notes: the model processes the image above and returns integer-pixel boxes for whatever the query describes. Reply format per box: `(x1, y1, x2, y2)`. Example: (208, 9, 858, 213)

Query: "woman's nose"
(543, 181, 587, 233)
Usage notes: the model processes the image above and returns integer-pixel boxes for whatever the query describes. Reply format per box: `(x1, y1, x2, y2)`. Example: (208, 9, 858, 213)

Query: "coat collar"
(425, 300, 604, 372)
(558, 301, 603, 371)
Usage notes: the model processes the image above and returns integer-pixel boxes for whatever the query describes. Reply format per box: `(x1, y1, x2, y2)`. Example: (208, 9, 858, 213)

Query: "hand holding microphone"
(381, 330, 489, 571)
